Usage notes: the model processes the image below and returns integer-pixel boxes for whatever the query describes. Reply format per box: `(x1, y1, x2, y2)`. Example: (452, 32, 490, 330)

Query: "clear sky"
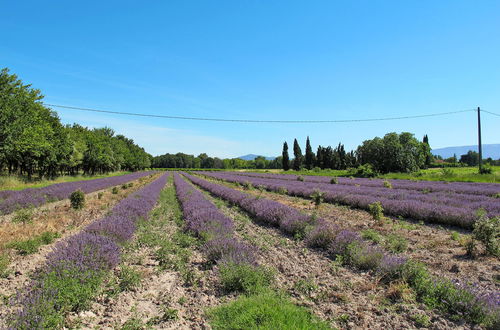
(1, 1, 499, 158)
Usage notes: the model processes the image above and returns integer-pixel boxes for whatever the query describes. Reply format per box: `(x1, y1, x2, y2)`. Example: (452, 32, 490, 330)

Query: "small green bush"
(383, 180, 393, 189)
(310, 189, 324, 206)
(361, 229, 383, 244)
(118, 265, 141, 292)
(473, 212, 499, 257)
(386, 234, 408, 253)
(97, 192, 104, 200)
(0, 254, 10, 278)
(128, 182, 134, 188)
(12, 207, 34, 224)
(297, 175, 304, 182)
(277, 187, 288, 195)
(368, 201, 384, 221)
(218, 263, 274, 294)
(351, 164, 377, 178)
(479, 165, 493, 174)
(70, 190, 85, 210)
(330, 177, 338, 184)
(242, 181, 253, 190)
(112, 187, 119, 194)
(121, 183, 128, 190)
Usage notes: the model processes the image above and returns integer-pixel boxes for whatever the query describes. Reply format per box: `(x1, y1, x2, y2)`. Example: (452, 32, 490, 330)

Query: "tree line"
(151, 152, 282, 170)
(0, 68, 151, 179)
(282, 133, 433, 173)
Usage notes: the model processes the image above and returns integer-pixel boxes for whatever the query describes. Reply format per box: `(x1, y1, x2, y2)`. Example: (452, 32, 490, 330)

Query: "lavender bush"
(0, 171, 155, 215)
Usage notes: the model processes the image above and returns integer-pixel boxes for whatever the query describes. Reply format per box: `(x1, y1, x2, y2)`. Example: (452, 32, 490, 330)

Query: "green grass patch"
(208, 290, 331, 330)
(7, 231, 60, 255)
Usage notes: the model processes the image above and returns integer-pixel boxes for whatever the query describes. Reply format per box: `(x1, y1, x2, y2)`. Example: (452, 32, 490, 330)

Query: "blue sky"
(1, 1, 499, 158)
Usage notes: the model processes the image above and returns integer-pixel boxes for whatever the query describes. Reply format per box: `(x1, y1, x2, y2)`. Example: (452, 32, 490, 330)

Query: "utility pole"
(477, 107, 483, 171)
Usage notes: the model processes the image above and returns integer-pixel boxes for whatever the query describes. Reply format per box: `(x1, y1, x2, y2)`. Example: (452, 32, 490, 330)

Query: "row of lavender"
(230, 171, 500, 197)
(173, 173, 257, 267)
(199, 172, 499, 228)
(185, 173, 500, 327)
(8, 173, 168, 328)
(0, 171, 155, 215)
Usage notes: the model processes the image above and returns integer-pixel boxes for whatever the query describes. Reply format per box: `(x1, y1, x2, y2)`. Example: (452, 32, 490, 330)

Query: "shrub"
(207, 290, 331, 330)
(383, 180, 393, 189)
(0, 254, 9, 278)
(473, 212, 499, 257)
(351, 164, 377, 178)
(368, 201, 384, 221)
(121, 183, 128, 190)
(330, 177, 338, 184)
(479, 165, 493, 174)
(111, 187, 119, 194)
(305, 221, 339, 249)
(297, 175, 304, 182)
(310, 189, 324, 206)
(312, 167, 321, 173)
(242, 181, 253, 190)
(386, 234, 408, 253)
(70, 190, 85, 210)
(12, 207, 34, 224)
(118, 265, 142, 292)
(465, 238, 476, 258)
(277, 187, 288, 195)
(361, 229, 383, 244)
(218, 262, 274, 294)
(128, 182, 134, 188)
(441, 168, 455, 177)
(494, 193, 500, 199)
(97, 192, 104, 200)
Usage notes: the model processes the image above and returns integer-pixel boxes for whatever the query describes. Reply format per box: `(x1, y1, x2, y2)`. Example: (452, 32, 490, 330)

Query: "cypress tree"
(282, 142, 290, 171)
(423, 134, 432, 167)
(293, 138, 303, 171)
(305, 136, 315, 170)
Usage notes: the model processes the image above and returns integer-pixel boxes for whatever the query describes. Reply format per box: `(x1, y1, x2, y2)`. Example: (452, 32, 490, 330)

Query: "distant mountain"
(432, 144, 500, 159)
(238, 154, 276, 161)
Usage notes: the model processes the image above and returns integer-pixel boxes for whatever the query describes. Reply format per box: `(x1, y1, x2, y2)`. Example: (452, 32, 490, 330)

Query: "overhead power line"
(482, 110, 500, 117)
(42, 103, 478, 124)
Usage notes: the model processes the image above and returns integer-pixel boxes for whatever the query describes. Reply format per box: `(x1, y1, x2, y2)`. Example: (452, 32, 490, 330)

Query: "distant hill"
(238, 154, 276, 161)
(432, 144, 500, 159)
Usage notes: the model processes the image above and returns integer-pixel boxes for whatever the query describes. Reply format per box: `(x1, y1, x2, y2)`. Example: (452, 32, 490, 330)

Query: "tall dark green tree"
(293, 138, 303, 171)
(422, 134, 432, 167)
(282, 142, 290, 171)
(304, 136, 315, 170)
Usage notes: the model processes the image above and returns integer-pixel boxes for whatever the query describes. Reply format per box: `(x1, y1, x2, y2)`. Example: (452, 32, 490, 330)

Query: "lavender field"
(184, 173, 500, 326)
(197, 171, 500, 229)
(0, 171, 155, 215)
